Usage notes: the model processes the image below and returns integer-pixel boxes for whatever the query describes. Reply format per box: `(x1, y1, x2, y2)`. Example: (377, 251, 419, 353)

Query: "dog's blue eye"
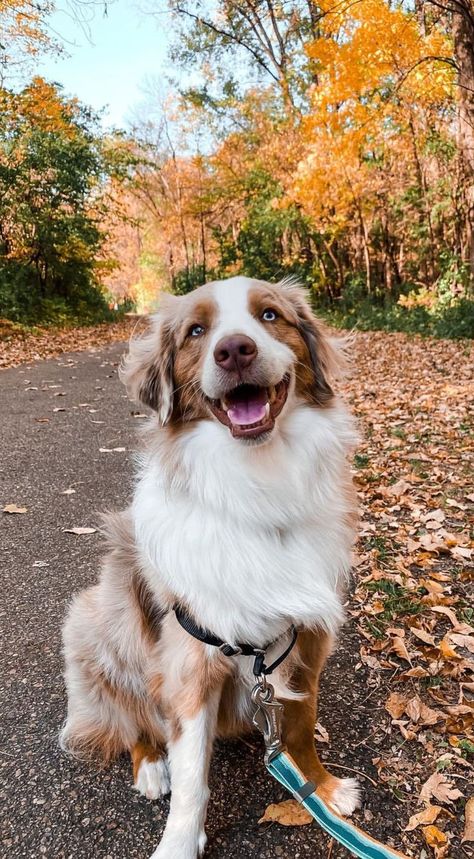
(262, 308, 277, 322)
(189, 324, 205, 337)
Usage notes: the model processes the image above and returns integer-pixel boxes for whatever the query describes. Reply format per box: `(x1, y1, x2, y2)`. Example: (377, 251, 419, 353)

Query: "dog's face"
(123, 277, 336, 443)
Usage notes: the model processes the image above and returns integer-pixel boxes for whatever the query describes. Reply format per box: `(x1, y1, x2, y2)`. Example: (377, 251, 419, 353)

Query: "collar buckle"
(219, 643, 242, 657)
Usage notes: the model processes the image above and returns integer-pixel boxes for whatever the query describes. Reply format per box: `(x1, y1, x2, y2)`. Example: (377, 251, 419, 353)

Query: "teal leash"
(252, 680, 408, 859)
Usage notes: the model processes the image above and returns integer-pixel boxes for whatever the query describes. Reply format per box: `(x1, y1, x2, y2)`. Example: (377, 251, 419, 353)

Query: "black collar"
(174, 605, 297, 677)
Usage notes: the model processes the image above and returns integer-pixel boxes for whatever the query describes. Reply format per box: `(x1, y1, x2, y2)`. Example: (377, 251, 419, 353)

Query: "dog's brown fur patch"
(248, 283, 335, 406)
(131, 739, 166, 782)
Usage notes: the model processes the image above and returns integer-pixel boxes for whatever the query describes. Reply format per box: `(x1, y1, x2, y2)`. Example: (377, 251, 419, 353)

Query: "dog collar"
(174, 605, 297, 677)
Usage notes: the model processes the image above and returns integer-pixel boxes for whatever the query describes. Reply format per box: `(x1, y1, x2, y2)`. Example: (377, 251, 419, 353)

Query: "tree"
(0, 77, 126, 322)
(158, 0, 323, 112)
(451, 1, 474, 285)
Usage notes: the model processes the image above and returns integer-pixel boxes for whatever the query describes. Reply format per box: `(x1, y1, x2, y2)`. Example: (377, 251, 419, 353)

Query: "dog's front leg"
(150, 652, 225, 859)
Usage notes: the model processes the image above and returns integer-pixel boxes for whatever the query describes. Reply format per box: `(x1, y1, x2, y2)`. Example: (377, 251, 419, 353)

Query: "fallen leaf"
(419, 772, 464, 805)
(451, 545, 473, 561)
(314, 722, 329, 743)
(385, 691, 409, 719)
(449, 634, 474, 654)
(405, 805, 442, 831)
(438, 638, 461, 661)
(259, 800, 312, 827)
(401, 666, 429, 679)
(387, 479, 411, 497)
(430, 606, 459, 627)
(63, 527, 97, 535)
(405, 696, 443, 726)
(423, 825, 447, 847)
(410, 627, 436, 646)
(3, 503, 28, 514)
(390, 636, 412, 664)
(462, 796, 474, 843)
(62, 488, 76, 495)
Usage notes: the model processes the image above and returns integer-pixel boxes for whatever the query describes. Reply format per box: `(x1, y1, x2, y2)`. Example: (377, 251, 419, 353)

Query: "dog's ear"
(120, 296, 178, 425)
(279, 278, 340, 406)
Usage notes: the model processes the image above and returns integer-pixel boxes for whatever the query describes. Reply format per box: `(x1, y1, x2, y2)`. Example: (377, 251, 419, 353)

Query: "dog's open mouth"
(207, 376, 290, 439)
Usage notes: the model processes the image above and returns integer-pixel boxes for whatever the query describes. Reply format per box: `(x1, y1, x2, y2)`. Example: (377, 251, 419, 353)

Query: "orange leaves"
(423, 825, 448, 849)
(293, 0, 455, 232)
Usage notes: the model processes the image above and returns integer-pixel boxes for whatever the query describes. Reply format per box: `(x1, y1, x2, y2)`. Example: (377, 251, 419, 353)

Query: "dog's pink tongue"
(228, 401, 267, 426)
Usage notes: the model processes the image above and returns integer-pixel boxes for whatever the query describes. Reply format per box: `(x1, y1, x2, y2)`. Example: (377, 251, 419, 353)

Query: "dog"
(61, 275, 360, 859)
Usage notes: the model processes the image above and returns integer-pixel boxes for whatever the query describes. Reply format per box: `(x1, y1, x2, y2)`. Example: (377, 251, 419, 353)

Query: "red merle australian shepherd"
(61, 276, 359, 859)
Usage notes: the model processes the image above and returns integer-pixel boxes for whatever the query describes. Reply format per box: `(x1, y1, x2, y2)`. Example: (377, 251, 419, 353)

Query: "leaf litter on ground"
(261, 331, 473, 856)
(2, 323, 472, 856)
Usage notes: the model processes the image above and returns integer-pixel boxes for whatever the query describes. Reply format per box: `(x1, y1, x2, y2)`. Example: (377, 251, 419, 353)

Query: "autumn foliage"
(106, 0, 473, 336)
(1, 1, 473, 331)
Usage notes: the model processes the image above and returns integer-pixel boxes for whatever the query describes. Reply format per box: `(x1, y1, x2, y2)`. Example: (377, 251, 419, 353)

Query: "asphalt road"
(0, 342, 402, 859)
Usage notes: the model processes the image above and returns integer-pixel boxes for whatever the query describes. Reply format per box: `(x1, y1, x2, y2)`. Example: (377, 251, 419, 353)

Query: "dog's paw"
(326, 777, 361, 816)
(149, 828, 206, 859)
(134, 755, 170, 800)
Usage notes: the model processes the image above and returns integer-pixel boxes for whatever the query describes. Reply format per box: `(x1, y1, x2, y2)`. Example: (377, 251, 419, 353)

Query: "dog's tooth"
(264, 403, 270, 417)
(269, 386, 276, 403)
(221, 400, 229, 412)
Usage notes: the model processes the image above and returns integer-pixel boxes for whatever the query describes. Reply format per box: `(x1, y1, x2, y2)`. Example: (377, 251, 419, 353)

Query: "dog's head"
(122, 276, 339, 443)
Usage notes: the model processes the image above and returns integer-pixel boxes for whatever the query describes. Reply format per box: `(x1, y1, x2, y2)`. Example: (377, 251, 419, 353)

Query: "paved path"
(1, 342, 398, 859)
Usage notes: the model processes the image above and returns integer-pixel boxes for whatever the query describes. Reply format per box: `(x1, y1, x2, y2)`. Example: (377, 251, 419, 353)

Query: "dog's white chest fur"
(133, 402, 357, 646)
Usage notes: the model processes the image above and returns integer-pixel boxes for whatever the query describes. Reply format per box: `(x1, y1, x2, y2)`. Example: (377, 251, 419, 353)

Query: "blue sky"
(38, 1, 170, 128)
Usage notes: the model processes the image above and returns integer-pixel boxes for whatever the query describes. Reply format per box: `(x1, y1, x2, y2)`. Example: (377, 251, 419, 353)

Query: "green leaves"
(0, 78, 132, 325)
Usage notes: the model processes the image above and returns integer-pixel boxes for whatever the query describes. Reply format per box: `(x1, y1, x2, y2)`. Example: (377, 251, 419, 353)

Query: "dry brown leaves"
(3, 503, 28, 514)
(2, 320, 472, 853)
(0, 316, 140, 369)
(343, 331, 473, 857)
(258, 799, 313, 827)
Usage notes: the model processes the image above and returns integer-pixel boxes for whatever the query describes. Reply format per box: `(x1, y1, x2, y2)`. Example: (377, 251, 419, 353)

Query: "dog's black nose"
(214, 335, 258, 373)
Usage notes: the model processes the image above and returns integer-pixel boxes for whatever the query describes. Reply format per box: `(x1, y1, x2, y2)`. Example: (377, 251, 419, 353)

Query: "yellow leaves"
(294, 0, 454, 234)
(258, 800, 312, 827)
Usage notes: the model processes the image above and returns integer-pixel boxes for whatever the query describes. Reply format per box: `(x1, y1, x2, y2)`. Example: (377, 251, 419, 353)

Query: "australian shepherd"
(61, 276, 360, 858)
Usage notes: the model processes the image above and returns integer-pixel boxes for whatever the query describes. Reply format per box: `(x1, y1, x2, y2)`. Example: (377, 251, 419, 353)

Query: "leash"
(174, 608, 408, 859)
(252, 677, 409, 859)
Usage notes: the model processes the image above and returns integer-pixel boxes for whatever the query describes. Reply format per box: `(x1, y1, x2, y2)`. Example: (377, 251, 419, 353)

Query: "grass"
(364, 579, 424, 622)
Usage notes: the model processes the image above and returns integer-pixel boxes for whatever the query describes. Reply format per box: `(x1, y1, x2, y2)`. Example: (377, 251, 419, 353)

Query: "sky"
(38, 1, 171, 128)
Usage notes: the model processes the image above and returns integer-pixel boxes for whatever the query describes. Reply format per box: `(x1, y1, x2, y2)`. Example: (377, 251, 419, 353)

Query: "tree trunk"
(452, 1, 474, 289)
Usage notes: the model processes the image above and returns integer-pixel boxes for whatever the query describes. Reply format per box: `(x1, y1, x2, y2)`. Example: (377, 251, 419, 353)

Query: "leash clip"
(251, 678, 286, 765)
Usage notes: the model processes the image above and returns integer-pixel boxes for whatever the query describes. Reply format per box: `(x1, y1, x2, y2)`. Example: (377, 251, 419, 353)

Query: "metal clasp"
(251, 678, 286, 764)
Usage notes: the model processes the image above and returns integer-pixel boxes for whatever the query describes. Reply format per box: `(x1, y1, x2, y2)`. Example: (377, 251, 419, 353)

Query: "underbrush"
(316, 295, 474, 340)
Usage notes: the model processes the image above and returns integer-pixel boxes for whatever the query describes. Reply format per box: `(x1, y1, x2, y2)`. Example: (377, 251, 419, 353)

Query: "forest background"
(1, 0, 474, 339)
